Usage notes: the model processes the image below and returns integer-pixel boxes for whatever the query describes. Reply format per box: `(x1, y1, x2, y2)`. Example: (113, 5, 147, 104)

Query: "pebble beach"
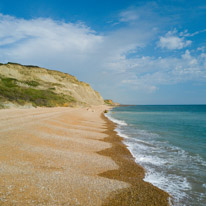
(0, 106, 169, 205)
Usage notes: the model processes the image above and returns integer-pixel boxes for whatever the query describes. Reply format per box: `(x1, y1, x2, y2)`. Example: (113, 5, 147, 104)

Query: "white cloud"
(0, 13, 154, 72)
(0, 16, 103, 60)
(119, 9, 139, 22)
(0, 13, 205, 102)
(180, 29, 206, 37)
(119, 49, 206, 91)
(197, 46, 205, 52)
(115, 3, 168, 28)
(0, 13, 156, 99)
(158, 30, 192, 50)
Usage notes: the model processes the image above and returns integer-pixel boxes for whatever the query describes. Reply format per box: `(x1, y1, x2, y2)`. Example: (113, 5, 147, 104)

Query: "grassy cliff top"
(0, 62, 105, 108)
(0, 75, 76, 108)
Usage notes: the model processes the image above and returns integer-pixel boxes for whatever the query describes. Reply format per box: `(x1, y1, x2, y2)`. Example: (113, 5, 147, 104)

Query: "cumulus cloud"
(119, 49, 206, 91)
(0, 12, 205, 103)
(0, 13, 154, 76)
(0, 15, 103, 64)
(158, 30, 192, 50)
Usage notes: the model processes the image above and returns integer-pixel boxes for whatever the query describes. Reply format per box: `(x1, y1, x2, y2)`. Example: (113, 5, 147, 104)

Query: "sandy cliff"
(104, 99, 120, 106)
(0, 63, 104, 107)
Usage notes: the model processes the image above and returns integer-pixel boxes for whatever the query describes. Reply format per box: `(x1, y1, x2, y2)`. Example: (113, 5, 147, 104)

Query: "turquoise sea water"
(105, 105, 206, 206)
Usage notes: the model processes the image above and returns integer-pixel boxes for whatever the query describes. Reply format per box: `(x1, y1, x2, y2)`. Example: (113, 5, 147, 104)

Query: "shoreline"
(0, 106, 170, 205)
(100, 110, 170, 206)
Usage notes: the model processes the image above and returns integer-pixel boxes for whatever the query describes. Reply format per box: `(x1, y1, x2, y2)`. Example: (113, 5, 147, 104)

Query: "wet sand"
(0, 106, 169, 205)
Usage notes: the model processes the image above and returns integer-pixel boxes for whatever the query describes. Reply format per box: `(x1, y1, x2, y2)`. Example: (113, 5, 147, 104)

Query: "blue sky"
(0, 0, 206, 104)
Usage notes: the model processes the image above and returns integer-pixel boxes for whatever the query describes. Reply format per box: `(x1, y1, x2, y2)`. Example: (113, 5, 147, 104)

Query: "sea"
(105, 105, 206, 206)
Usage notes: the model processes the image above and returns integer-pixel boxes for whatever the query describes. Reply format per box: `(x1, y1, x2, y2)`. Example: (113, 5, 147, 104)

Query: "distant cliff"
(0, 62, 104, 108)
(104, 99, 120, 106)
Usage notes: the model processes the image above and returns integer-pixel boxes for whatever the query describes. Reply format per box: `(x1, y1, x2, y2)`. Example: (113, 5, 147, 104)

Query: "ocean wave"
(112, 126, 196, 205)
(107, 107, 206, 205)
(114, 127, 130, 139)
(104, 112, 127, 126)
(136, 155, 167, 166)
(144, 170, 191, 205)
(137, 130, 159, 138)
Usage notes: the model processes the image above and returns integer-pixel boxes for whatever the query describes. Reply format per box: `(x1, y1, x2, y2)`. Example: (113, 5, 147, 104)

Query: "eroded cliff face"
(0, 63, 104, 107)
(104, 99, 120, 106)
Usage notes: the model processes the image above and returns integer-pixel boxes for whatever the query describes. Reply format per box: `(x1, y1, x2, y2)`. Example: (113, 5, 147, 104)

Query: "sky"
(0, 0, 206, 104)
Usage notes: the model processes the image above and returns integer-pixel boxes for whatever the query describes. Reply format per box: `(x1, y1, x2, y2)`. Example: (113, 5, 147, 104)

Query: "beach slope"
(0, 106, 169, 205)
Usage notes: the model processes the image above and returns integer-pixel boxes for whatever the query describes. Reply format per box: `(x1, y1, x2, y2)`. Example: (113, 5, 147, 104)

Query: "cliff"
(0, 63, 104, 108)
(104, 99, 120, 106)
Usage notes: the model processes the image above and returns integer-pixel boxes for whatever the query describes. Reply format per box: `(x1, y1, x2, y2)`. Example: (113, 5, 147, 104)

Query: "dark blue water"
(105, 105, 206, 206)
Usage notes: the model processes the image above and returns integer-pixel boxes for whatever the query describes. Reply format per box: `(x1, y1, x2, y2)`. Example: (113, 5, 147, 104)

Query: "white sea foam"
(106, 108, 206, 205)
(197, 156, 206, 167)
(114, 127, 130, 139)
(138, 155, 167, 166)
(104, 113, 127, 126)
(145, 171, 191, 191)
(129, 142, 149, 150)
(144, 171, 191, 205)
(112, 126, 194, 205)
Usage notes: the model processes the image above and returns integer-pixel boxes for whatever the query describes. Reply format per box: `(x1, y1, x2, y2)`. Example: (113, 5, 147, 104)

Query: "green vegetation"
(24, 65, 40, 68)
(104, 99, 113, 105)
(0, 76, 76, 107)
(0, 103, 4, 109)
(24, 80, 40, 87)
(7, 62, 22, 66)
(1, 77, 18, 88)
(51, 83, 62, 86)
